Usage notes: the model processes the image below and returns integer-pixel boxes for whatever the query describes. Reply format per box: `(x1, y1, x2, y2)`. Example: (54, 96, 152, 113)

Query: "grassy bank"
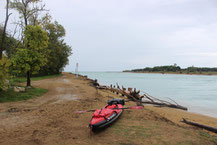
(0, 74, 61, 103)
(0, 87, 48, 103)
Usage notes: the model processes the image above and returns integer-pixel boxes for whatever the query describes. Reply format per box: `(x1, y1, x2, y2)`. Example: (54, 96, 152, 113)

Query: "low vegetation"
(0, 87, 47, 103)
(103, 109, 217, 145)
(124, 64, 217, 75)
(0, 74, 62, 103)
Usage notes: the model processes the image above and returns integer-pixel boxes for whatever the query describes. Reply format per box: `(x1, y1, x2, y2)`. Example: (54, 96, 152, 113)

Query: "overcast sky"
(1, 0, 217, 71)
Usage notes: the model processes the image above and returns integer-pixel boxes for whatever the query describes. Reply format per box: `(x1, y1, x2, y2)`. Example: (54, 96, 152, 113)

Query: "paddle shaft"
(75, 106, 143, 113)
(112, 106, 143, 110)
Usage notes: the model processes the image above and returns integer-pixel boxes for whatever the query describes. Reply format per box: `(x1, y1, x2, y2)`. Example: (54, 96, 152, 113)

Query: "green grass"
(0, 87, 48, 103)
(10, 74, 62, 85)
(199, 131, 217, 144)
(111, 121, 153, 140)
(0, 74, 61, 103)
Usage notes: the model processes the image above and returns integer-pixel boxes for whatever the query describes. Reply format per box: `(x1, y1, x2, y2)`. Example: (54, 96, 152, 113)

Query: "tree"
(0, 0, 12, 91)
(12, 25, 48, 86)
(0, 0, 12, 60)
(10, 0, 46, 27)
(0, 27, 18, 58)
(38, 21, 72, 75)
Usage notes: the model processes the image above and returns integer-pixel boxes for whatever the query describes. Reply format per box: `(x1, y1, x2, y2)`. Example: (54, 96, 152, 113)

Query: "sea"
(79, 72, 217, 118)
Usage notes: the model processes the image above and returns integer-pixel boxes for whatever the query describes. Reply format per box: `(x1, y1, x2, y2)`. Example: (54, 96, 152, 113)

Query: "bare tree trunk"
(0, 0, 12, 60)
(27, 71, 31, 86)
(0, 51, 2, 60)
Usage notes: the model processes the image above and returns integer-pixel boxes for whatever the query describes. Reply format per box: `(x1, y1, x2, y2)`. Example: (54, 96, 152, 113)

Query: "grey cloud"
(1, 0, 217, 71)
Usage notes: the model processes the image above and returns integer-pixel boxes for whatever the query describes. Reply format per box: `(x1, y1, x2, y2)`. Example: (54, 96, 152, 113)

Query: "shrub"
(0, 54, 11, 91)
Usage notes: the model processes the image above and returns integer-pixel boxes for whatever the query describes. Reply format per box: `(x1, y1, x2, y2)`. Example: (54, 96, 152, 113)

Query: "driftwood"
(182, 118, 217, 134)
(106, 87, 138, 102)
(82, 74, 187, 111)
(89, 79, 100, 88)
(142, 101, 188, 110)
(98, 85, 141, 102)
(97, 85, 187, 110)
(143, 94, 154, 102)
(142, 93, 187, 111)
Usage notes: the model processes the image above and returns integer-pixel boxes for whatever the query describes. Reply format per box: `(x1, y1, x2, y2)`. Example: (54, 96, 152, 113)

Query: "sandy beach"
(0, 73, 216, 145)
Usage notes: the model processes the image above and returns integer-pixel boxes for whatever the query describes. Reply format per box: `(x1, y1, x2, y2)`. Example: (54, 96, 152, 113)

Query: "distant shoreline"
(123, 65, 217, 76)
(123, 71, 217, 76)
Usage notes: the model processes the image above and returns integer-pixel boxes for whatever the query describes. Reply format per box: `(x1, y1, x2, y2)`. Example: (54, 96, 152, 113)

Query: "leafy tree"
(10, 0, 46, 27)
(10, 0, 72, 77)
(0, 0, 12, 91)
(12, 25, 48, 86)
(10, 0, 72, 76)
(187, 66, 197, 72)
(38, 21, 72, 75)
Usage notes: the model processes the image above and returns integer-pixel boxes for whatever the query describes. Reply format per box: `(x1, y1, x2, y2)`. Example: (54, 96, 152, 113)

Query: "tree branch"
(0, 0, 12, 59)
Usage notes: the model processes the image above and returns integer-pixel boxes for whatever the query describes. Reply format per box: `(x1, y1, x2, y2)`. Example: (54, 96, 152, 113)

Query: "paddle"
(74, 106, 143, 114)
(113, 106, 144, 110)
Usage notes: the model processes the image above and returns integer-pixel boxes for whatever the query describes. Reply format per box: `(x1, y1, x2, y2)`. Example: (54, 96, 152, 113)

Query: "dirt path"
(0, 73, 216, 145)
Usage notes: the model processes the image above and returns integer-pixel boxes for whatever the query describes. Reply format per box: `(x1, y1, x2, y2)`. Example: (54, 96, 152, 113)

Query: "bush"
(0, 54, 11, 91)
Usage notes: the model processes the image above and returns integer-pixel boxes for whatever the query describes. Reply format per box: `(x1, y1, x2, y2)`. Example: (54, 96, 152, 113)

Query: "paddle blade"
(74, 110, 89, 114)
(128, 106, 144, 109)
(74, 109, 95, 114)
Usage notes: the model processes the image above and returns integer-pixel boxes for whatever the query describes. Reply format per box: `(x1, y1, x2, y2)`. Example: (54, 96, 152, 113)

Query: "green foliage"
(185, 67, 217, 72)
(127, 65, 217, 74)
(10, 74, 62, 85)
(0, 55, 11, 91)
(0, 27, 18, 58)
(8, 1, 72, 78)
(45, 21, 65, 40)
(38, 21, 72, 75)
(23, 25, 48, 50)
(10, 0, 44, 26)
(152, 65, 181, 72)
(0, 87, 47, 102)
(12, 25, 49, 75)
(131, 65, 181, 72)
(199, 131, 217, 144)
(1, 74, 60, 103)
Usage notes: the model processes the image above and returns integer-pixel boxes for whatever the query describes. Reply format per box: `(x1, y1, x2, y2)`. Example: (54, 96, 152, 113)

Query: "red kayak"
(89, 99, 125, 131)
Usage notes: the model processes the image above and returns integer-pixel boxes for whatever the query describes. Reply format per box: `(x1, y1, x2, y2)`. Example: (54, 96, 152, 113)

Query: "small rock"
(14, 86, 25, 92)
(14, 87, 20, 92)
(8, 108, 20, 113)
(17, 87, 25, 92)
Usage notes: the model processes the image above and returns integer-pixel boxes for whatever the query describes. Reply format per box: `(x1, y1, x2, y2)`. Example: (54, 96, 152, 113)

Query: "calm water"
(79, 72, 217, 118)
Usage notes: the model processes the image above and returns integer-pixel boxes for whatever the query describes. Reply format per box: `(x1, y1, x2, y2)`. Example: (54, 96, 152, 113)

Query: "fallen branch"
(142, 101, 188, 111)
(165, 97, 179, 105)
(143, 92, 172, 104)
(142, 93, 188, 111)
(182, 118, 217, 134)
(143, 93, 154, 102)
